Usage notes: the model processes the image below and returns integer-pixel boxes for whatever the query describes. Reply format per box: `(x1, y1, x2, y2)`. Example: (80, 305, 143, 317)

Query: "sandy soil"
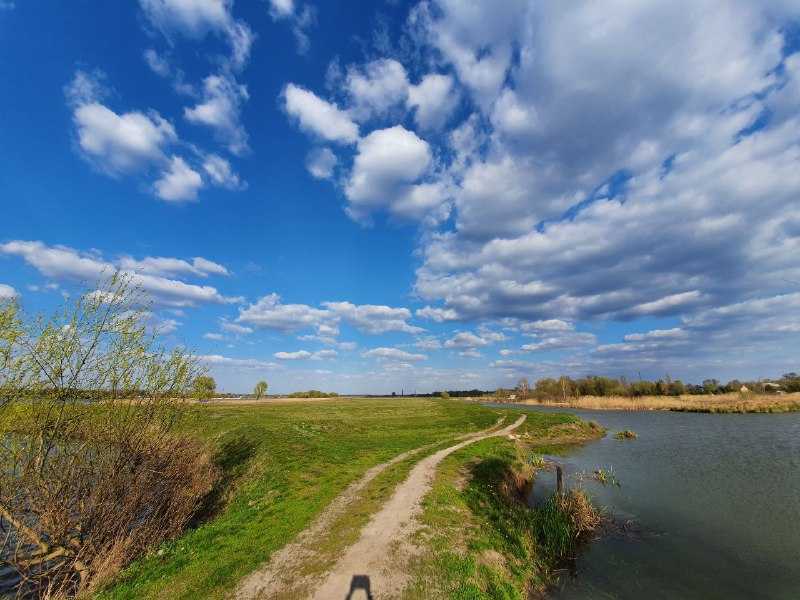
(234, 416, 522, 599)
(309, 414, 526, 600)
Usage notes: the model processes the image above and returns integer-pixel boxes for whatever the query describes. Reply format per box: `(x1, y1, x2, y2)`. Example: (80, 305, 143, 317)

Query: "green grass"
(403, 410, 603, 600)
(98, 398, 502, 600)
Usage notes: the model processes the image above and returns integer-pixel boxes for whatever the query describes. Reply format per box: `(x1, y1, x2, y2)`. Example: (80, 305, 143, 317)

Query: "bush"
(0, 275, 218, 597)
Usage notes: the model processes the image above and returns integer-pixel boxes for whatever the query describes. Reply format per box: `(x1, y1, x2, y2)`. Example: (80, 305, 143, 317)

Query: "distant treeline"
(500, 372, 800, 401)
(286, 390, 339, 398)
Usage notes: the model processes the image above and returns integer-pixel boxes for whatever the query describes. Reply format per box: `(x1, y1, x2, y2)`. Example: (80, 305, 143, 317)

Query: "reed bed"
(520, 392, 800, 413)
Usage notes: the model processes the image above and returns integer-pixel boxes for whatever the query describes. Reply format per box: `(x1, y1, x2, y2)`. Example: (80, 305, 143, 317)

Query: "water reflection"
(503, 405, 800, 599)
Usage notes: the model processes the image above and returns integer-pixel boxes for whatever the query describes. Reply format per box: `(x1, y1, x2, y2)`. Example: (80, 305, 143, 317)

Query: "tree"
(193, 375, 216, 400)
(516, 378, 530, 396)
(254, 380, 268, 399)
(439, 390, 450, 399)
(0, 274, 217, 596)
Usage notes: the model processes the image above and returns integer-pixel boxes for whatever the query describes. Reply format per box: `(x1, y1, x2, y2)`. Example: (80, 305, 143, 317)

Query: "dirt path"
(310, 414, 526, 600)
(235, 418, 512, 599)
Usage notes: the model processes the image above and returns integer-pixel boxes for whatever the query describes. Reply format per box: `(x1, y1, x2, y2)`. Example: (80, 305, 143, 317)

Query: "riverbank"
(504, 392, 800, 413)
(93, 398, 600, 600)
(403, 413, 605, 598)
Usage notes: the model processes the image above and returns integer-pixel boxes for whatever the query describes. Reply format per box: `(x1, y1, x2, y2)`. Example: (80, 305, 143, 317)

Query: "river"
(512, 405, 800, 599)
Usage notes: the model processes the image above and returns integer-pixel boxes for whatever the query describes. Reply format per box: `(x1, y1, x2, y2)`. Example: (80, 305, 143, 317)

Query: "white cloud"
(268, 0, 315, 54)
(416, 306, 459, 322)
(203, 154, 244, 189)
(345, 126, 445, 222)
(204, 332, 225, 340)
(519, 319, 573, 334)
(415, 336, 442, 350)
(520, 332, 596, 353)
(237, 293, 329, 332)
(139, 0, 254, 69)
(220, 319, 253, 335)
(200, 354, 282, 370)
(71, 100, 176, 174)
(268, 0, 294, 18)
(154, 156, 204, 202)
(306, 147, 338, 180)
(275, 350, 312, 360)
(0, 241, 240, 307)
(311, 349, 337, 360)
(143, 48, 170, 77)
(444, 329, 505, 349)
(407, 73, 459, 130)
(118, 255, 229, 278)
(362, 347, 427, 362)
(345, 59, 409, 122)
(184, 74, 249, 155)
(283, 84, 359, 143)
(0, 284, 18, 300)
(323, 301, 423, 335)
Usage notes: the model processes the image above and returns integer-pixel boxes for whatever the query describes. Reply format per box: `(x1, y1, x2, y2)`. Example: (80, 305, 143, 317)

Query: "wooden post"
(556, 465, 563, 495)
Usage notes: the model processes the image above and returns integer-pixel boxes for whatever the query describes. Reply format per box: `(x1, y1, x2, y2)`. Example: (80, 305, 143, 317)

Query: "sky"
(1, 1, 799, 394)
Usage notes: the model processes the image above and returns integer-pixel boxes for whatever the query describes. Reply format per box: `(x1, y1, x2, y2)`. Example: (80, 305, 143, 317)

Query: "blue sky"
(1, 1, 799, 393)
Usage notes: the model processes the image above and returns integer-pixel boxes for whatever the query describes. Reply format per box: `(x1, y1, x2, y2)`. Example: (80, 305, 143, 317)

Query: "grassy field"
(515, 392, 800, 413)
(96, 398, 508, 599)
(403, 412, 604, 599)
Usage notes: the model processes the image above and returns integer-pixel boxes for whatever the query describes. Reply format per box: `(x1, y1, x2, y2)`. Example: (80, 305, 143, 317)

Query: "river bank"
(500, 391, 800, 413)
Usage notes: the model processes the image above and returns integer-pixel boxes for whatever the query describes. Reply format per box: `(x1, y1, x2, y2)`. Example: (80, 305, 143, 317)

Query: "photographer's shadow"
(344, 574, 373, 600)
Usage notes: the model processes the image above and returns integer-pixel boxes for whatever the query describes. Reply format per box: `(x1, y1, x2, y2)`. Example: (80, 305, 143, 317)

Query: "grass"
(402, 410, 604, 599)
(614, 429, 637, 440)
(97, 398, 503, 600)
(517, 392, 800, 413)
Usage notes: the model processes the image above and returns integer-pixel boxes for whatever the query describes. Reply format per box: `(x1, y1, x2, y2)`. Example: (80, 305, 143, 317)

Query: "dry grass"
(521, 392, 800, 413)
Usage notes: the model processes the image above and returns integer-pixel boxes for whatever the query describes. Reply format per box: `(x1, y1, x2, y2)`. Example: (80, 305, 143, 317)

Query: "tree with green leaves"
(193, 375, 217, 400)
(0, 273, 217, 596)
(254, 380, 268, 399)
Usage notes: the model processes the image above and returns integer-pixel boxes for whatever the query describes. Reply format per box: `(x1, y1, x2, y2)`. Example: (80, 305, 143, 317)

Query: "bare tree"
(0, 274, 218, 597)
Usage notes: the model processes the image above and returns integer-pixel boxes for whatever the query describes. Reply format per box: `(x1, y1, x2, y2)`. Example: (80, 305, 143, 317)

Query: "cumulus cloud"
(0, 284, 18, 300)
(283, 84, 359, 143)
(323, 301, 423, 334)
(118, 255, 229, 278)
(0, 241, 239, 307)
(345, 59, 409, 122)
(520, 332, 596, 353)
(407, 73, 459, 130)
(274, 350, 312, 360)
(184, 74, 249, 155)
(67, 72, 177, 175)
(444, 328, 504, 349)
(220, 319, 253, 334)
(236, 294, 424, 336)
(139, 0, 254, 70)
(200, 354, 282, 370)
(345, 126, 448, 222)
(416, 306, 459, 322)
(362, 347, 427, 362)
(202, 153, 244, 188)
(305, 147, 338, 180)
(154, 156, 203, 202)
(237, 293, 329, 332)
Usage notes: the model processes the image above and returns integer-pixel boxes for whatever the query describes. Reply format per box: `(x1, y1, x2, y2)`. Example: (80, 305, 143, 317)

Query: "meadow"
(95, 397, 599, 599)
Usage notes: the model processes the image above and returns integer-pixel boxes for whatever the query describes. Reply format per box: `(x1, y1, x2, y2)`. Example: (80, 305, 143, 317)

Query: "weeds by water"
(614, 430, 638, 440)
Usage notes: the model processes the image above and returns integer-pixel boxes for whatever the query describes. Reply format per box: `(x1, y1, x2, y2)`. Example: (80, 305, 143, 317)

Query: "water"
(513, 406, 800, 599)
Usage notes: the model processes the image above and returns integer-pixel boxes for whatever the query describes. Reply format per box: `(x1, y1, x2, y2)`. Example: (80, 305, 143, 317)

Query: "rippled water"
(513, 406, 800, 599)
